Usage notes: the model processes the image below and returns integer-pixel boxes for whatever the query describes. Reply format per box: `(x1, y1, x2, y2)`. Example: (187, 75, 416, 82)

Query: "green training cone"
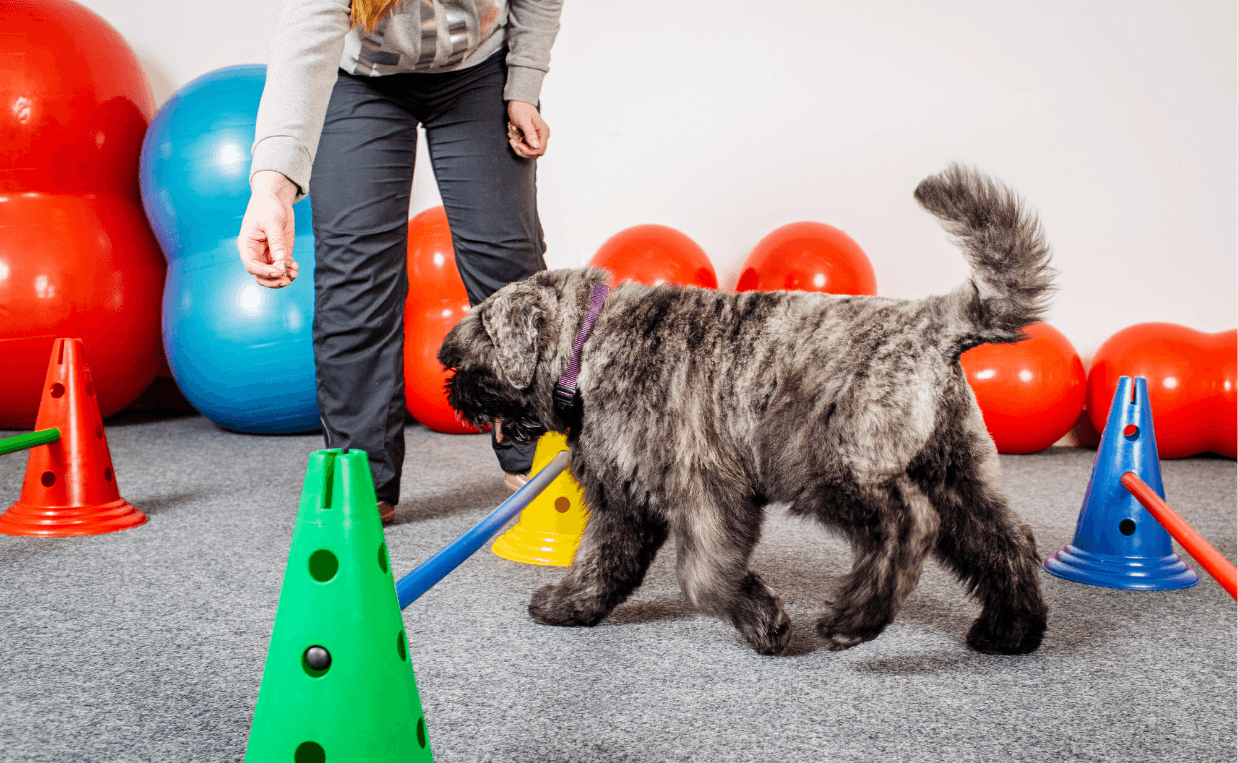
(246, 449, 432, 763)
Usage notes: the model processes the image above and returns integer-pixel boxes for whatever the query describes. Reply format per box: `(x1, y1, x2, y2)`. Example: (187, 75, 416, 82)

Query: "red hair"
(351, 0, 401, 31)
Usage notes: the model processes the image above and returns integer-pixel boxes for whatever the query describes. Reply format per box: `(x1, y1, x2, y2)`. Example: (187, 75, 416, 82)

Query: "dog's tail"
(915, 163, 1056, 353)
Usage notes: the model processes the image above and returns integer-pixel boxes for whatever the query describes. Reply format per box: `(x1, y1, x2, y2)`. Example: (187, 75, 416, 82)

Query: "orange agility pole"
(1121, 472, 1237, 599)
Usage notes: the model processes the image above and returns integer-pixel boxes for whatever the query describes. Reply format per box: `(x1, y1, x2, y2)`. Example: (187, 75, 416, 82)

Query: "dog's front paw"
(816, 605, 882, 651)
(740, 606, 793, 656)
(528, 583, 605, 627)
(966, 608, 1047, 655)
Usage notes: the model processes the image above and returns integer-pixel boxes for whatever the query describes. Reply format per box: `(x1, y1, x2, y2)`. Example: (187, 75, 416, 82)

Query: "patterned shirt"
(252, 0, 563, 198)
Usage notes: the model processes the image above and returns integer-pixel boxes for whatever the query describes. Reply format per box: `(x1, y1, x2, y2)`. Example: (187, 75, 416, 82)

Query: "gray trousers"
(310, 50, 543, 505)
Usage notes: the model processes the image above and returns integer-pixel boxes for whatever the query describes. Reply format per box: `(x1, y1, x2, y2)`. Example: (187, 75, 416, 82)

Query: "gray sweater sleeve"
(250, 0, 351, 200)
(503, 0, 563, 105)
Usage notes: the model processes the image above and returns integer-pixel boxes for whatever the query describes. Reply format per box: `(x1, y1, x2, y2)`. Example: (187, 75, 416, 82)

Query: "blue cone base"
(1044, 544, 1199, 591)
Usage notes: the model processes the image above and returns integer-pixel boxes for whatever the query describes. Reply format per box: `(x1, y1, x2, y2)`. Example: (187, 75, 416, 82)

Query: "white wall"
(83, 0, 1236, 357)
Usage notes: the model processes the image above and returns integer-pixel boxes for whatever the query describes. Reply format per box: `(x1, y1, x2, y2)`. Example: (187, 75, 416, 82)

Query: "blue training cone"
(1044, 376, 1198, 590)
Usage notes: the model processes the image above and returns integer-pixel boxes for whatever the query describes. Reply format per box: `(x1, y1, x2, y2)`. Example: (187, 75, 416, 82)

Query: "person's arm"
(251, 0, 351, 199)
(241, 0, 351, 288)
(503, 0, 563, 159)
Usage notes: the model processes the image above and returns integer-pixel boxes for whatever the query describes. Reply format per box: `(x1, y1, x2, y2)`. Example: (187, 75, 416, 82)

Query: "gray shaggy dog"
(439, 164, 1052, 656)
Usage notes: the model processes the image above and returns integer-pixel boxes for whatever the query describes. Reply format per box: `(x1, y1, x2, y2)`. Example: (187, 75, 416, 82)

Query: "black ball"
(304, 645, 331, 671)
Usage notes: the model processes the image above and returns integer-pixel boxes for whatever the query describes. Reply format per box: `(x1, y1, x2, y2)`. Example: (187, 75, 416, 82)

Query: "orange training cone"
(491, 432, 589, 566)
(0, 338, 146, 536)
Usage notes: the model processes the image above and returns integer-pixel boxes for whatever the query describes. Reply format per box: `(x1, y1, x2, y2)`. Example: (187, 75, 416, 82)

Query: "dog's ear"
(480, 287, 543, 390)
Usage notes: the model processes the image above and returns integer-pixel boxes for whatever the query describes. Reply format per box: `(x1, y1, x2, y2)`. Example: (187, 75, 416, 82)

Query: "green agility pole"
(0, 428, 60, 456)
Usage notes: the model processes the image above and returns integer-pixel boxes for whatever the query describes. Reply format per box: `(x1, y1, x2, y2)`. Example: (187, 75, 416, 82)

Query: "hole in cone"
(294, 741, 325, 763)
(396, 630, 407, 662)
(1119, 519, 1136, 536)
(308, 550, 338, 582)
(1123, 425, 1139, 440)
(417, 717, 427, 748)
(95, 425, 103, 440)
(85, 381, 94, 397)
(378, 542, 388, 573)
(320, 460, 335, 508)
(555, 497, 571, 513)
(50, 383, 65, 399)
(104, 467, 113, 483)
(41, 471, 55, 487)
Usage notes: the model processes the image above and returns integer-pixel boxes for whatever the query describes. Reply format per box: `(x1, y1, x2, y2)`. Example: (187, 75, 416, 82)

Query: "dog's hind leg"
(673, 492, 792, 656)
(815, 477, 940, 651)
(528, 495, 669, 628)
(926, 442, 1048, 655)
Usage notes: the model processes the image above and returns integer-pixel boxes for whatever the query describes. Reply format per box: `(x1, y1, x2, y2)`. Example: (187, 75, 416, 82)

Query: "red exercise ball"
(736, 222, 877, 295)
(403, 207, 482, 434)
(1086, 323, 1236, 459)
(589, 225, 718, 289)
(0, 194, 165, 428)
(0, 0, 154, 197)
(960, 322, 1086, 454)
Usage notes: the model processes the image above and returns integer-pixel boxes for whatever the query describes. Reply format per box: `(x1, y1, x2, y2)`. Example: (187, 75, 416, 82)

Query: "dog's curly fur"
(440, 164, 1051, 656)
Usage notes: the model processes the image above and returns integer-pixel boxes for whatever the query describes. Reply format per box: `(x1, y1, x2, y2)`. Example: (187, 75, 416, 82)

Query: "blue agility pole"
(396, 449, 572, 610)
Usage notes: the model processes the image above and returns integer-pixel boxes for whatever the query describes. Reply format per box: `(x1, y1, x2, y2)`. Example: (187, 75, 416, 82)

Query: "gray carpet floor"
(0, 412, 1234, 763)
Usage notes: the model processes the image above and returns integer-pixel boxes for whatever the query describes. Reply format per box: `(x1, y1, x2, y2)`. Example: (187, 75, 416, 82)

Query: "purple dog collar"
(554, 283, 610, 416)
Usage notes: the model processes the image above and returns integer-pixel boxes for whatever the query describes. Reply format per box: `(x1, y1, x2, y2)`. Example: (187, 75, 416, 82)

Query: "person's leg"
(310, 71, 420, 511)
(418, 52, 546, 475)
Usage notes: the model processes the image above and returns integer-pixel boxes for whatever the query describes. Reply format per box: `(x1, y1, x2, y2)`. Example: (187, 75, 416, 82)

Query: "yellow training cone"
(492, 432, 588, 566)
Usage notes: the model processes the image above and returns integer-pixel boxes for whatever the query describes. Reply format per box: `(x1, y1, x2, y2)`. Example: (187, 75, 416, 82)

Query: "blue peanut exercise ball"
(139, 65, 319, 434)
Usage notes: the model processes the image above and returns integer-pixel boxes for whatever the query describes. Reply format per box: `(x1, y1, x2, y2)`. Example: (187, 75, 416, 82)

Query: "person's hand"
(239, 170, 300, 288)
(506, 100, 549, 159)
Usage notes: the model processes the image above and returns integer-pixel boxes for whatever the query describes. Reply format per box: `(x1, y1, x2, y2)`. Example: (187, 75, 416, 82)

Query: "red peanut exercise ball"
(736, 222, 877, 295)
(403, 207, 482, 434)
(0, 0, 154, 197)
(1086, 323, 1236, 459)
(589, 225, 718, 289)
(960, 322, 1086, 454)
(0, 0, 163, 429)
